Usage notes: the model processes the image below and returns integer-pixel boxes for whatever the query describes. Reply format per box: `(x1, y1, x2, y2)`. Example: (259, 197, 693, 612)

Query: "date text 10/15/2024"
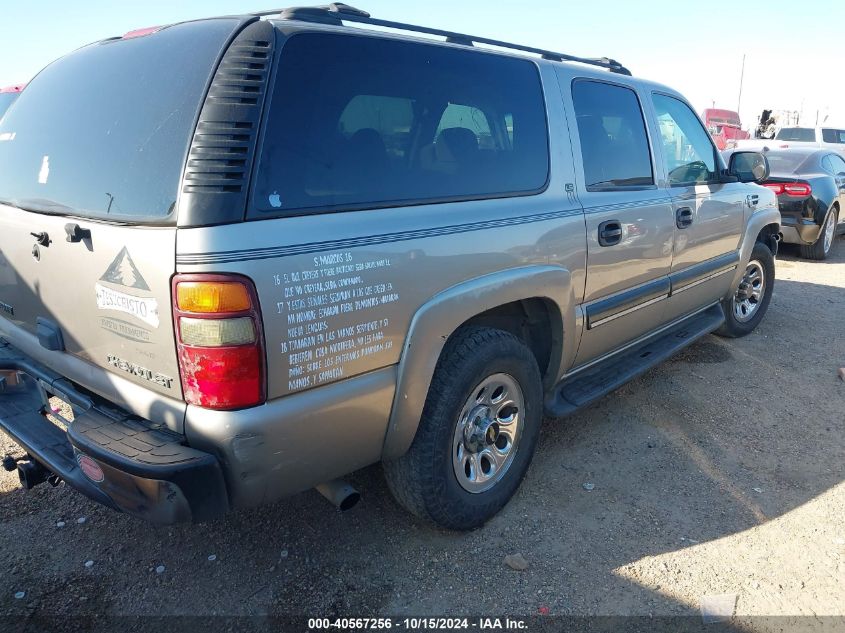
(307, 617, 532, 630)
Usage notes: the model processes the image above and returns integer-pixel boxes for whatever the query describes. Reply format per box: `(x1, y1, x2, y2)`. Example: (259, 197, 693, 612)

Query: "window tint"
(822, 128, 845, 144)
(338, 95, 413, 159)
(0, 20, 238, 221)
(776, 127, 815, 142)
(436, 104, 494, 148)
(652, 94, 717, 185)
(571, 80, 653, 189)
(254, 34, 549, 213)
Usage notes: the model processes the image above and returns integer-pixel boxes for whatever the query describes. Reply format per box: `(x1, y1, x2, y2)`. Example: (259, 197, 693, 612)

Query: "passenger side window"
(652, 94, 718, 186)
(253, 33, 549, 214)
(822, 128, 845, 144)
(571, 80, 654, 190)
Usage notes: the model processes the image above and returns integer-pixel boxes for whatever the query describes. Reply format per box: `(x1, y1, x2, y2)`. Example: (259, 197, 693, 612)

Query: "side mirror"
(729, 151, 769, 183)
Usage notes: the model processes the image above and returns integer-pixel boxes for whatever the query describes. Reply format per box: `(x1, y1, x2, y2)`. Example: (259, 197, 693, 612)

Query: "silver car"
(0, 5, 779, 529)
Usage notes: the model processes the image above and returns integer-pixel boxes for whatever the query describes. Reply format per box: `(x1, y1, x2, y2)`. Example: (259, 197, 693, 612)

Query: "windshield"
(762, 151, 812, 173)
(0, 19, 237, 222)
(775, 127, 815, 142)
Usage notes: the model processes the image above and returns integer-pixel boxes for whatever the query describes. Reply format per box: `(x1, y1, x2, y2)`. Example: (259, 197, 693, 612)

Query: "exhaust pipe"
(17, 459, 50, 490)
(315, 479, 360, 511)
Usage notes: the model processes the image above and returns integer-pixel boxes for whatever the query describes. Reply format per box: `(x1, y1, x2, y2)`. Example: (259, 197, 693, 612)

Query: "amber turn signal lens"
(176, 282, 252, 313)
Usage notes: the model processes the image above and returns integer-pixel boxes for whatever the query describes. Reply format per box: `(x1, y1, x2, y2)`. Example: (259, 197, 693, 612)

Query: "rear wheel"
(383, 326, 542, 531)
(800, 208, 838, 260)
(716, 241, 775, 338)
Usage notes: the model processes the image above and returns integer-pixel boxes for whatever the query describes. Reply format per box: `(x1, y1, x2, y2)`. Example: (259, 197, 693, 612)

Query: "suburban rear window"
(252, 33, 549, 215)
(0, 19, 238, 222)
(776, 128, 815, 142)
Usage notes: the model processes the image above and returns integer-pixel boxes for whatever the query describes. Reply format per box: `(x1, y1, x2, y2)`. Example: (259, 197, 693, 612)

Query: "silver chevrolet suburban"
(0, 4, 779, 530)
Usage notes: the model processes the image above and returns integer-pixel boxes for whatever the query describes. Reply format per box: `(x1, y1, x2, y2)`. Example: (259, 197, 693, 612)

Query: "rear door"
(650, 93, 745, 321)
(559, 75, 675, 366)
(0, 19, 242, 399)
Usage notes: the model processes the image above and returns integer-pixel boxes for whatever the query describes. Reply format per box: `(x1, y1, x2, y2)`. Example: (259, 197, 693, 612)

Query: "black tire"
(799, 208, 838, 260)
(383, 326, 542, 531)
(715, 241, 775, 338)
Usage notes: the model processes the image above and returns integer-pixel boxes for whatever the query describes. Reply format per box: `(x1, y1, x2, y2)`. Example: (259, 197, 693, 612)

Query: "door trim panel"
(670, 252, 739, 295)
(585, 277, 670, 329)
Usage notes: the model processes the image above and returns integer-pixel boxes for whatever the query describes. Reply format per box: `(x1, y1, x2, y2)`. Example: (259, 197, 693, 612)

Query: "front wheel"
(799, 208, 838, 260)
(715, 241, 775, 338)
(383, 326, 542, 530)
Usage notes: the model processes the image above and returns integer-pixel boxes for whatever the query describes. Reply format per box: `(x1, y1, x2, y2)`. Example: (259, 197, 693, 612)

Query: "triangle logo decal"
(99, 247, 150, 291)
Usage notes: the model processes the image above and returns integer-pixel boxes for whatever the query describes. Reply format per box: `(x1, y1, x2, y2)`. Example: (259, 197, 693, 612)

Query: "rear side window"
(652, 94, 718, 185)
(822, 128, 845, 144)
(253, 34, 549, 214)
(570, 80, 653, 190)
(0, 93, 17, 120)
(776, 128, 815, 142)
(0, 19, 238, 222)
(825, 153, 845, 175)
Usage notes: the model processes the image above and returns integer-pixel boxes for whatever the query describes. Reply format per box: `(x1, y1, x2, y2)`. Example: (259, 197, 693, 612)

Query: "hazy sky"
(1, 0, 843, 130)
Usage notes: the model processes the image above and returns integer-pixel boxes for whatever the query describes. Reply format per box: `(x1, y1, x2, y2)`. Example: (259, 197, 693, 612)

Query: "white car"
(736, 126, 845, 155)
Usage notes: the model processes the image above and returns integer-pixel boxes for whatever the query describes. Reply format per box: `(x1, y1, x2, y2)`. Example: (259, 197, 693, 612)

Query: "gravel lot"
(2, 236, 844, 630)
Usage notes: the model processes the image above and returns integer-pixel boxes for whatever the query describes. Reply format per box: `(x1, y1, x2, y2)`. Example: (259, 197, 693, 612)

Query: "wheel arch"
(729, 205, 781, 293)
(381, 265, 577, 460)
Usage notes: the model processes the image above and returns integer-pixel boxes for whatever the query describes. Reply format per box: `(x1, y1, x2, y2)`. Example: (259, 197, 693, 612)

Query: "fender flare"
(381, 265, 577, 460)
(729, 205, 781, 291)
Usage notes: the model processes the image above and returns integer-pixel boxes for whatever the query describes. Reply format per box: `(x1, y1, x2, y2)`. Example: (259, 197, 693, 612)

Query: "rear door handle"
(598, 220, 623, 247)
(676, 207, 693, 229)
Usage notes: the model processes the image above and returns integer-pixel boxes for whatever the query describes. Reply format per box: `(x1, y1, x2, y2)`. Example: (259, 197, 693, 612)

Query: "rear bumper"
(0, 338, 227, 523)
(779, 214, 821, 245)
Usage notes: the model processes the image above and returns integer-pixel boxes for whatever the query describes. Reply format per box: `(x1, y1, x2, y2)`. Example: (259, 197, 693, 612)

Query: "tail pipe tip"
(315, 479, 361, 512)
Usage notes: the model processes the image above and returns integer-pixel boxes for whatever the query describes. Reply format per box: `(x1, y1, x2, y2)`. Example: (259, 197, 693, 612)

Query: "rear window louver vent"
(179, 20, 275, 226)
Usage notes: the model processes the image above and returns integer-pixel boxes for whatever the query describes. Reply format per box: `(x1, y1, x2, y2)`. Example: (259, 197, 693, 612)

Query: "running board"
(545, 304, 725, 417)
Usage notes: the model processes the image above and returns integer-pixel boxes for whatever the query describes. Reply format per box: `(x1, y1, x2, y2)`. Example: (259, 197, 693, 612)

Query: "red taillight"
(763, 182, 811, 196)
(783, 183, 811, 196)
(172, 274, 265, 410)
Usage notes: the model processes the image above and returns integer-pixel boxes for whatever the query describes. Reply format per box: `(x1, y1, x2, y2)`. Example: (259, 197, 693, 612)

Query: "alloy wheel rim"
(823, 212, 836, 254)
(732, 260, 765, 323)
(452, 373, 524, 494)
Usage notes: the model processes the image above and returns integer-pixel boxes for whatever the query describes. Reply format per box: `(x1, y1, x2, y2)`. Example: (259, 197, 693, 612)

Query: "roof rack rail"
(253, 4, 632, 76)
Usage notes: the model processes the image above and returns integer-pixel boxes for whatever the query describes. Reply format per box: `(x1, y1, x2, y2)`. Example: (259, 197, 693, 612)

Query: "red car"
(0, 84, 26, 119)
(703, 108, 750, 150)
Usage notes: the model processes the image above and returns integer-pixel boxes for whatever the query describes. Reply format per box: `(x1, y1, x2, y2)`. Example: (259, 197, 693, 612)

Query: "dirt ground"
(2, 236, 844, 631)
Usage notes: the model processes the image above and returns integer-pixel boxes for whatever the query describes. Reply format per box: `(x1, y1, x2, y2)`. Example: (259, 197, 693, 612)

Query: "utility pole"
(737, 54, 746, 114)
